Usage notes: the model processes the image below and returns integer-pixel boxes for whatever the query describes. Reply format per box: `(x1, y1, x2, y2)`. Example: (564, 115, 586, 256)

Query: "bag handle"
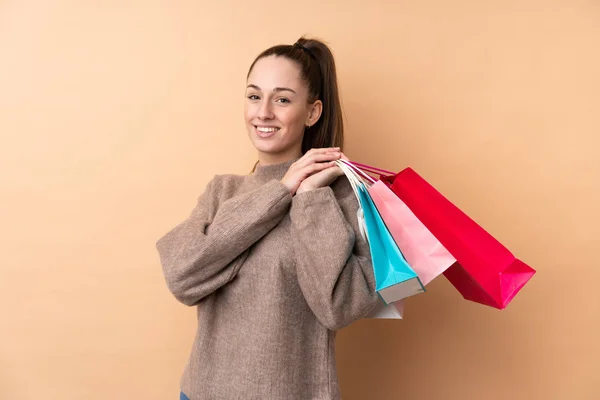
(350, 162, 395, 177)
(339, 159, 377, 184)
(336, 160, 370, 243)
(336, 160, 365, 196)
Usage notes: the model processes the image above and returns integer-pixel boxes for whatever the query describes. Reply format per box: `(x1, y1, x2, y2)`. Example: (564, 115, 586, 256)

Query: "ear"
(306, 100, 323, 128)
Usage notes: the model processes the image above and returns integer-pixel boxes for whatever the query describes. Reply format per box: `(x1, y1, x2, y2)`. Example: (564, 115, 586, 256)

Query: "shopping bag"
(342, 160, 455, 286)
(350, 162, 536, 310)
(337, 161, 425, 305)
(337, 161, 405, 319)
(366, 298, 405, 319)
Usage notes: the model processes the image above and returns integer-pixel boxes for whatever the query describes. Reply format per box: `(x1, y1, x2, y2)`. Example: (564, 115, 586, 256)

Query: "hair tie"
(293, 42, 317, 61)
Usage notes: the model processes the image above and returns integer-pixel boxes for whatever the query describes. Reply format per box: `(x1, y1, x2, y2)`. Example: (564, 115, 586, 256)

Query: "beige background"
(2, 1, 599, 399)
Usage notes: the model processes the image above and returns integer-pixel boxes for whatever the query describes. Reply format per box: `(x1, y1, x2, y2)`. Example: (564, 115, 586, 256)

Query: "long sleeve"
(289, 178, 378, 330)
(156, 177, 292, 306)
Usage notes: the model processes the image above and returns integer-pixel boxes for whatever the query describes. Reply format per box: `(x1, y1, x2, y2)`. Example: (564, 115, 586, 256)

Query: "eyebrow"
(246, 84, 297, 94)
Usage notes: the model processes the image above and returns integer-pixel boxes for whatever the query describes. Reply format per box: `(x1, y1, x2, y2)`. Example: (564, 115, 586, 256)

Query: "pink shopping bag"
(369, 180, 456, 285)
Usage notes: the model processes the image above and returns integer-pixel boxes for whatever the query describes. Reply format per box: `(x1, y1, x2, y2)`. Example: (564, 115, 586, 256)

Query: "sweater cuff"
(290, 187, 341, 229)
(267, 179, 294, 204)
(292, 186, 335, 206)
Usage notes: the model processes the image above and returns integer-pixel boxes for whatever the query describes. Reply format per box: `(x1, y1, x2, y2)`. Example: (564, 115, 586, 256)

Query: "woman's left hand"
(296, 153, 348, 195)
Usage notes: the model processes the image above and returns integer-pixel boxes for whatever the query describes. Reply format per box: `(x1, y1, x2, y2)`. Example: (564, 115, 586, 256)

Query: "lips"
(254, 125, 281, 139)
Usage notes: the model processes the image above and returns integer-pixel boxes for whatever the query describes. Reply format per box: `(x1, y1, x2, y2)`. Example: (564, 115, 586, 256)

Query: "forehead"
(247, 55, 305, 92)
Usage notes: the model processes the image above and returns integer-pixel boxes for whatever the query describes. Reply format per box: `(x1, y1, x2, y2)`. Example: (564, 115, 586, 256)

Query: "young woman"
(156, 37, 378, 400)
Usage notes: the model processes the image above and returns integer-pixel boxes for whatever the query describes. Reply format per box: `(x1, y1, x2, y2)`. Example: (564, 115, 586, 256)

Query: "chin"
(247, 127, 302, 159)
(252, 140, 286, 155)
(248, 133, 282, 154)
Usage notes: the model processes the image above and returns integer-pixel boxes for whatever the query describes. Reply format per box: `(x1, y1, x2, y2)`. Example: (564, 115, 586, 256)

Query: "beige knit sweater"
(156, 159, 378, 400)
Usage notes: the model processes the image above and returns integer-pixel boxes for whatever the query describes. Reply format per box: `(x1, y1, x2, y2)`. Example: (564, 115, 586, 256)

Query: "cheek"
(279, 107, 307, 128)
(244, 103, 254, 122)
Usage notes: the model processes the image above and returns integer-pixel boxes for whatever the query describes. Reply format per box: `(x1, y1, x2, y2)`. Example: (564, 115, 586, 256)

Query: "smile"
(254, 125, 281, 139)
(255, 126, 280, 133)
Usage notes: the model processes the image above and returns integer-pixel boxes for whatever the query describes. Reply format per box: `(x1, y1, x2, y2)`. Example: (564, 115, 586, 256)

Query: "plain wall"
(1, 1, 599, 399)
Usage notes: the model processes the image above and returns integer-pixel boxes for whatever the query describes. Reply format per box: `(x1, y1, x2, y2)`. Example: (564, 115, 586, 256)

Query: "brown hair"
(247, 36, 344, 154)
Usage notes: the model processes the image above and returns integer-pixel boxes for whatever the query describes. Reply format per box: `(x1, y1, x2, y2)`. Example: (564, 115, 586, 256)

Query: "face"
(245, 55, 322, 164)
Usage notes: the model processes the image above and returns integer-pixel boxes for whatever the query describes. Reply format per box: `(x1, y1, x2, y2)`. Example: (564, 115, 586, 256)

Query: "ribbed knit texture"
(156, 159, 378, 400)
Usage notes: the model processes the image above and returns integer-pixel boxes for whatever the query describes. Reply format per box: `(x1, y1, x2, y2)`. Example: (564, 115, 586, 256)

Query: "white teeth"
(256, 126, 279, 133)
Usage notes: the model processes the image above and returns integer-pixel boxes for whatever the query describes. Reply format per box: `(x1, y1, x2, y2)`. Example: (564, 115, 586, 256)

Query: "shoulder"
(204, 173, 249, 202)
(210, 173, 247, 189)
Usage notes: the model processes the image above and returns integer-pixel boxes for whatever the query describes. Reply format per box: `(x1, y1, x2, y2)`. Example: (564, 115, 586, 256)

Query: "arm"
(290, 178, 378, 330)
(156, 177, 292, 306)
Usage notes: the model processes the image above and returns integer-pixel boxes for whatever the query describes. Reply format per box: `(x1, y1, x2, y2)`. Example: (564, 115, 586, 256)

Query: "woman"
(156, 36, 378, 400)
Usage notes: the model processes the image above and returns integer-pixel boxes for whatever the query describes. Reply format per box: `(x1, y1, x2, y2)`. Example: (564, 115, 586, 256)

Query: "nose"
(257, 100, 275, 120)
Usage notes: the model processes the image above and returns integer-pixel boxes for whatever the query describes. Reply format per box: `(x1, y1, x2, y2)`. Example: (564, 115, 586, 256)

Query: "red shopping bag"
(351, 162, 536, 310)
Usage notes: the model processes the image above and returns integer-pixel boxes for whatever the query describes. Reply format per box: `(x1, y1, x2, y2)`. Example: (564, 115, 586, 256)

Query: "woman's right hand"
(281, 147, 342, 195)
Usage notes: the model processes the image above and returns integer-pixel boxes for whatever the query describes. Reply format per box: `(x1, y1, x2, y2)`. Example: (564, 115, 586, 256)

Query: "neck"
(257, 148, 302, 166)
(253, 157, 299, 182)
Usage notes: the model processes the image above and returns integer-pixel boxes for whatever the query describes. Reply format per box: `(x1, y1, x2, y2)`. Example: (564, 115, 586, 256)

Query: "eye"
(247, 94, 260, 100)
(276, 97, 290, 104)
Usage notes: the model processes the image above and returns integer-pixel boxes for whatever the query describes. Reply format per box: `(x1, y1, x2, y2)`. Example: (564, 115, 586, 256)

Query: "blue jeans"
(180, 392, 190, 400)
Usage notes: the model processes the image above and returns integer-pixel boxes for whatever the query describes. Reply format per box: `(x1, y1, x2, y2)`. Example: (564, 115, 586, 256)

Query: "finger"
(308, 152, 342, 164)
(303, 147, 336, 157)
(304, 147, 340, 157)
(301, 161, 337, 176)
(315, 161, 338, 172)
(295, 149, 315, 167)
(319, 147, 341, 154)
(297, 152, 341, 168)
(292, 151, 333, 169)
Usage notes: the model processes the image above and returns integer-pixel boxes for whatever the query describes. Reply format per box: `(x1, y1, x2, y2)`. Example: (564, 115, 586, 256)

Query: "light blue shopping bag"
(356, 182, 425, 304)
